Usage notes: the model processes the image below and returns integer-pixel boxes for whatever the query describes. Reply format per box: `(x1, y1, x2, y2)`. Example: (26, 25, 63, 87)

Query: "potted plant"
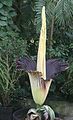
(14, 6, 68, 120)
(0, 55, 18, 120)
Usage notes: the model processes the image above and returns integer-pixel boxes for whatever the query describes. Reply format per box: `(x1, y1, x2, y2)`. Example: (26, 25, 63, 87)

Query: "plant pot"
(0, 106, 13, 120)
(13, 108, 63, 120)
(13, 108, 29, 120)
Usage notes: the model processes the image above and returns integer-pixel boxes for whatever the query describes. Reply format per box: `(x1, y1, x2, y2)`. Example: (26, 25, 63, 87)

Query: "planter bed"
(0, 106, 13, 120)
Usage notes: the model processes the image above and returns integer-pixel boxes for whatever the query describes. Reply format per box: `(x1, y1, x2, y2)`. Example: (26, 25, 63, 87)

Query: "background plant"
(0, 56, 17, 106)
(0, 0, 27, 60)
(0, 0, 28, 107)
(60, 59, 73, 101)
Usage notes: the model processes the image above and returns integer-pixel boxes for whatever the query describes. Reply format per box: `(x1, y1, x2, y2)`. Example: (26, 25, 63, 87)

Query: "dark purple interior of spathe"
(16, 56, 68, 80)
(46, 59, 68, 80)
(16, 56, 36, 71)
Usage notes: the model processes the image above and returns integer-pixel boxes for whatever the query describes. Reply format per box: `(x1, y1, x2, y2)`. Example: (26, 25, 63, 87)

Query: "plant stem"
(49, 16, 54, 58)
(36, 104, 41, 109)
(50, 16, 54, 47)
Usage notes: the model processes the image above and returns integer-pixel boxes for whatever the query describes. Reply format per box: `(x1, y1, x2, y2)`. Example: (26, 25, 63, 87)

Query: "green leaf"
(70, 43, 73, 49)
(55, 0, 73, 25)
(0, 30, 7, 37)
(2, 0, 12, 7)
(9, 11, 17, 17)
(0, 8, 8, 16)
(0, 20, 7, 26)
(0, 15, 7, 20)
(7, 19, 13, 25)
(0, 2, 3, 8)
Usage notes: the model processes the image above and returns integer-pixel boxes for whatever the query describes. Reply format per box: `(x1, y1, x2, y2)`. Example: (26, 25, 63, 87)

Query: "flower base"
(13, 108, 63, 120)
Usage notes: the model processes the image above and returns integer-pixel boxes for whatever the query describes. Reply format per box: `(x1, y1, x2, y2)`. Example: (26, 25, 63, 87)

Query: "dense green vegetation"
(0, 0, 73, 107)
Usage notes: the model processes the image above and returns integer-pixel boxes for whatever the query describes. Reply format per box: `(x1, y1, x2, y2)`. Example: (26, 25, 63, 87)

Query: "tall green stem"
(36, 104, 41, 109)
(49, 16, 54, 58)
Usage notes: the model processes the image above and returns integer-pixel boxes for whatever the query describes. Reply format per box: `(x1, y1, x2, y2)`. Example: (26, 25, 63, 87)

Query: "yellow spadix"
(28, 6, 52, 105)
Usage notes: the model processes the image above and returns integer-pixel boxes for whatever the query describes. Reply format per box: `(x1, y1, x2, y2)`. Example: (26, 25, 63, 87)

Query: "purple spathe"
(16, 56, 68, 80)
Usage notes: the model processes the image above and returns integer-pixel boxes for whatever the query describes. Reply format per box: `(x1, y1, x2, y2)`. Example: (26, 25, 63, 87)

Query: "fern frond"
(55, 0, 73, 25)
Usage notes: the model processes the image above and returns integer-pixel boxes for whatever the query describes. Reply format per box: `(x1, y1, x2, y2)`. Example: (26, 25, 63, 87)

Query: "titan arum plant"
(16, 6, 68, 120)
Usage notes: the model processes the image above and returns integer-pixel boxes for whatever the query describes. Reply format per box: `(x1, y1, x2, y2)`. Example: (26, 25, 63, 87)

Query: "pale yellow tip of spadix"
(37, 6, 46, 80)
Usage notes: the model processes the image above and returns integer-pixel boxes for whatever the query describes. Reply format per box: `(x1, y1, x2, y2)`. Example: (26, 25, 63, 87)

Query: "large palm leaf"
(55, 0, 73, 25)
(35, 0, 73, 33)
(35, 0, 55, 33)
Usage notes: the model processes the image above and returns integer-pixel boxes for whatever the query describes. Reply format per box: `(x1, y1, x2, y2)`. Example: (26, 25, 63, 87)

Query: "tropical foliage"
(0, 56, 16, 106)
(0, 0, 27, 60)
